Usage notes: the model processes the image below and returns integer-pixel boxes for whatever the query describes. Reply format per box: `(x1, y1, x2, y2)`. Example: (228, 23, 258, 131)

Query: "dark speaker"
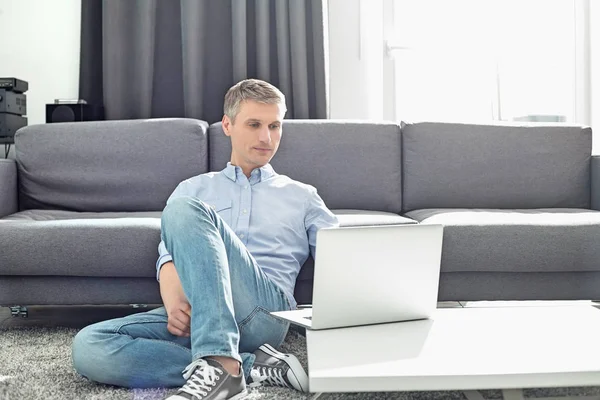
(46, 103, 104, 123)
(0, 90, 27, 115)
(0, 113, 27, 140)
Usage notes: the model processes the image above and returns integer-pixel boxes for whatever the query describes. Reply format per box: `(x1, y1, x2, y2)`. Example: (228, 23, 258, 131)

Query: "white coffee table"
(305, 304, 600, 400)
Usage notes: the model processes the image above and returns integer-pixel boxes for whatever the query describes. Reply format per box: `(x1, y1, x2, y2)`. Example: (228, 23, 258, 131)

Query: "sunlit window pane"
(392, 0, 576, 123)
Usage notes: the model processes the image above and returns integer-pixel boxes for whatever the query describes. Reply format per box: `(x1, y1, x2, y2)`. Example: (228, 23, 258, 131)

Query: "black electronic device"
(0, 78, 28, 93)
(0, 113, 27, 141)
(46, 102, 104, 123)
(0, 89, 27, 115)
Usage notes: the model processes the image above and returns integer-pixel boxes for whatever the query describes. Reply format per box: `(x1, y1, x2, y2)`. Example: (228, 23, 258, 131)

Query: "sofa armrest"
(0, 159, 18, 217)
(592, 156, 600, 210)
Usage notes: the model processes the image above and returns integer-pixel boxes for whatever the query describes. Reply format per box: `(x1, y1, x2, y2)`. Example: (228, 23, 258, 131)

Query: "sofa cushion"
(209, 120, 403, 213)
(0, 159, 17, 218)
(405, 208, 600, 273)
(15, 118, 209, 212)
(0, 208, 408, 281)
(402, 122, 592, 211)
(333, 209, 416, 226)
(0, 210, 161, 278)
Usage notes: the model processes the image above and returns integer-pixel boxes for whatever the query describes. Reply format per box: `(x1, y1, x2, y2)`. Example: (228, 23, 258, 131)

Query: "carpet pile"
(1, 326, 599, 400)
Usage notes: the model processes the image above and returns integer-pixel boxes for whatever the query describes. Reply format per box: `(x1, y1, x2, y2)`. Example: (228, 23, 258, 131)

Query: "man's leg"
(73, 196, 298, 394)
(160, 196, 292, 379)
(72, 307, 191, 388)
(161, 196, 296, 399)
(71, 306, 267, 389)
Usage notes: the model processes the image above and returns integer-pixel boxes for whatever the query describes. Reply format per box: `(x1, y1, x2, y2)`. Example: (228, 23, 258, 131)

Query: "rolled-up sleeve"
(305, 186, 339, 260)
(156, 241, 173, 281)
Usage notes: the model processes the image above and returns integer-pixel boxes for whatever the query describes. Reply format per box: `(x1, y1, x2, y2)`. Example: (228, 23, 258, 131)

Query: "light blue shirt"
(157, 162, 339, 308)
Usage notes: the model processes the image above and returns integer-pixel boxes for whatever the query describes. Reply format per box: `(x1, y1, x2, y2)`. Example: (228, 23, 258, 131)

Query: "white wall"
(327, 0, 395, 121)
(327, 0, 364, 119)
(0, 0, 81, 128)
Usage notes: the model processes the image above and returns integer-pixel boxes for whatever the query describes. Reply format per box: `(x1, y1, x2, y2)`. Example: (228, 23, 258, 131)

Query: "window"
(388, 0, 588, 124)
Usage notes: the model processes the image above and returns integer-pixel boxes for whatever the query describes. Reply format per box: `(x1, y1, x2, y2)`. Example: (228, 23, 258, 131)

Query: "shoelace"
(249, 366, 287, 388)
(179, 359, 223, 399)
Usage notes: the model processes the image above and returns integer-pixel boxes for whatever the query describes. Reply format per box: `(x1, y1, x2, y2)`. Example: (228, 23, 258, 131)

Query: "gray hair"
(224, 79, 287, 122)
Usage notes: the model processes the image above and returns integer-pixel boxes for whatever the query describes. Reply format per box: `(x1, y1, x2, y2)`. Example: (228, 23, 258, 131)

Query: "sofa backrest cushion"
(15, 118, 208, 212)
(402, 121, 592, 211)
(209, 120, 403, 213)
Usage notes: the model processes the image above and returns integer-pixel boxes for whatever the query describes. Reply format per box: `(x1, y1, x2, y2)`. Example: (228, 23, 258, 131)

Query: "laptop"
(271, 224, 444, 330)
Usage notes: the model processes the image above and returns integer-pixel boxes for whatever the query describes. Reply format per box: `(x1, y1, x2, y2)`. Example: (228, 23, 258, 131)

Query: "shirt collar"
(222, 162, 276, 183)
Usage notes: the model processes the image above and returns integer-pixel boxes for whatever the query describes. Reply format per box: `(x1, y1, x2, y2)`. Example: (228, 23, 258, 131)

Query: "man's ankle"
(209, 356, 241, 376)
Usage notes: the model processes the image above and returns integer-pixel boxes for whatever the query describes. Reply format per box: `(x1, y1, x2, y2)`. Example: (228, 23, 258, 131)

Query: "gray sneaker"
(248, 343, 309, 392)
(166, 358, 247, 400)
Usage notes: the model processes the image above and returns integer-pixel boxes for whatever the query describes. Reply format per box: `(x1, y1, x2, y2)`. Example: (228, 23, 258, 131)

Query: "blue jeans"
(72, 197, 292, 388)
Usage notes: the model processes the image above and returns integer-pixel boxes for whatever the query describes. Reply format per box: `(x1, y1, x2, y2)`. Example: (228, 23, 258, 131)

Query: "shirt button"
(243, 209, 248, 214)
(243, 186, 248, 189)
(239, 233, 245, 238)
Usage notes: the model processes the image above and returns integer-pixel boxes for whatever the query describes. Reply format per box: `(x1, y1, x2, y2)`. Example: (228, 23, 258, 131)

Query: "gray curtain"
(79, 0, 329, 123)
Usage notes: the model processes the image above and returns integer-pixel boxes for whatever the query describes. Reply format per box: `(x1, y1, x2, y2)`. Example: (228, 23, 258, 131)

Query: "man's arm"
(305, 186, 339, 259)
(156, 179, 192, 281)
(159, 261, 191, 337)
(157, 179, 195, 337)
(156, 241, 173, 280)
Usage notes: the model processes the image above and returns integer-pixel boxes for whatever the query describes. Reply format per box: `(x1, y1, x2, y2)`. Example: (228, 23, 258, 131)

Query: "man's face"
(222, 100, 285, 173)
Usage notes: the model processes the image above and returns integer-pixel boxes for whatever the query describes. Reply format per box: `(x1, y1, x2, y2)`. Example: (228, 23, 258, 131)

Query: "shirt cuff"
(156, 255, 173, 281)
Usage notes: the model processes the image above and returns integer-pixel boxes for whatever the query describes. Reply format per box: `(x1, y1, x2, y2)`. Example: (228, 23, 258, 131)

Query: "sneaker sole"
(259, 343, 309, 392)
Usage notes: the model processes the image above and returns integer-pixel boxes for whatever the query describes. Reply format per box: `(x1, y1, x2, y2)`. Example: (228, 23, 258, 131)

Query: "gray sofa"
(1, 118, 600, 309)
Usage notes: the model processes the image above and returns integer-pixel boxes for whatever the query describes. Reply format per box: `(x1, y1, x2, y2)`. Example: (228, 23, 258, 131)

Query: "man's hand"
(159, 262, 191, 337)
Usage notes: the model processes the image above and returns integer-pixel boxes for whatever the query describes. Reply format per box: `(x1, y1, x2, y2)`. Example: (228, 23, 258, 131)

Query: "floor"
(2, 301, 600, 400)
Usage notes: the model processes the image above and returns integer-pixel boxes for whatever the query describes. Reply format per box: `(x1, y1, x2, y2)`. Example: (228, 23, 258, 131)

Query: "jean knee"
(72, 325, 99, 379)
(238, 306, 290, 353)
(161, 197, 212, 234)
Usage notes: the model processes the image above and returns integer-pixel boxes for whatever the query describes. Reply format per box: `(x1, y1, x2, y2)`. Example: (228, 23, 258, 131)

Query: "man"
(72, 79, 339, 400)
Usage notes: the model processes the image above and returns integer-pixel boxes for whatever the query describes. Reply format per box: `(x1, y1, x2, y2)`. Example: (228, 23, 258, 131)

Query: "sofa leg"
(9, 306, 28, 318)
